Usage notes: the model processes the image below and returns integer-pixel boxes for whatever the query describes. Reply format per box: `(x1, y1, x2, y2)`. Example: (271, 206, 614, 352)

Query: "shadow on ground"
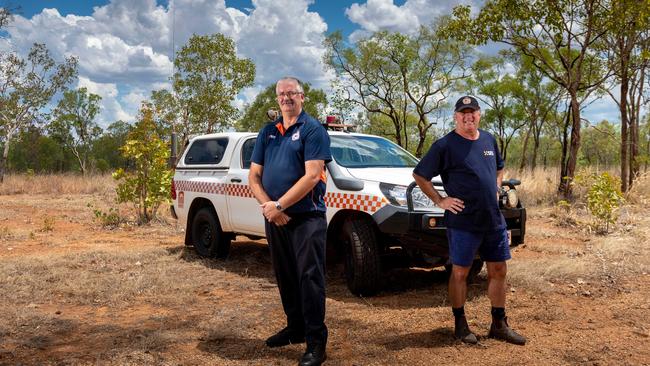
(173, 239, 488, 310)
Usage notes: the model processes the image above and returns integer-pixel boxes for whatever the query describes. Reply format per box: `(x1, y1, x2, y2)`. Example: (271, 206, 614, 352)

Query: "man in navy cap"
(412, 96, 526, 345)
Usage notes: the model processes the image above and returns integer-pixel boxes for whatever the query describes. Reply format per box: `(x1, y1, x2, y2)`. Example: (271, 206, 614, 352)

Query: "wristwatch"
(275, 201, 284, 211)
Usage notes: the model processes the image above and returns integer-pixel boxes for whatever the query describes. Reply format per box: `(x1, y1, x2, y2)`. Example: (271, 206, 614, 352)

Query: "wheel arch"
(327, 209, 382, 261)
(185, 197, 217, 246)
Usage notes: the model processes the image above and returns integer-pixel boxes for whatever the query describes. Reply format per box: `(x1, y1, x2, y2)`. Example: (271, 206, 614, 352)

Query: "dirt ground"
(0, 192, 649, 365)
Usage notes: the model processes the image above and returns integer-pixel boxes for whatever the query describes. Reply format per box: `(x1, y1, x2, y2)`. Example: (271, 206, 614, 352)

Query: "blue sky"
(2, 0, 620, 127)
(12, 0, 393, 35)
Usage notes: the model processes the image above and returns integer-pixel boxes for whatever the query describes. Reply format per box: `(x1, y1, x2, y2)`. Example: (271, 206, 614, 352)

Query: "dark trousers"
(265, 212, 328, 345)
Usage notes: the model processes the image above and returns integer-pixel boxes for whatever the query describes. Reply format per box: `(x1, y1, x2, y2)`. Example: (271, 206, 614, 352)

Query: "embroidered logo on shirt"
(292, 131, 300, 141)
(269, 134, 276, 139)
(484, 150, 494, 156)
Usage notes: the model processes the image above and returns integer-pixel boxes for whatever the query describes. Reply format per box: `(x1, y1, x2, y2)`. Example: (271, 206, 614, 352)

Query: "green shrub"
(576, 172, 625, 234)
(112, 105, 172, 224)
(92, 207, 124, 228)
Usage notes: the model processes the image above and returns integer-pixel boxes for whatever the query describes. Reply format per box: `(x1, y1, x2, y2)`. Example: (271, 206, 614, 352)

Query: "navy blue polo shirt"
(413, 129, 506, 232)
(251, 110, 332, 214)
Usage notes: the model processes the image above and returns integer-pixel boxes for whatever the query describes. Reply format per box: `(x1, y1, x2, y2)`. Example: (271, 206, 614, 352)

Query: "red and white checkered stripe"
(174, 180, 227, 195)
(226, 184, 254, 198)
(324, 193, 387, 213)
(175, 180, 388, 213)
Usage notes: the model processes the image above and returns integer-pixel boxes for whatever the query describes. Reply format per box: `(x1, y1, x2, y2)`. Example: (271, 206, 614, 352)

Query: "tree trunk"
(558, 106, 571, 194)
(415, 122, 426, 158)
(519, 125, 532, 172)
(71, 146, 87, 176)
(562, 92, 582, 198)
(629, 70, 644, 188)
(0, 130, 15, 184)
(531, 126, 542, 171)
(392, 117, 402, 147)
(620, 71, 629, 193)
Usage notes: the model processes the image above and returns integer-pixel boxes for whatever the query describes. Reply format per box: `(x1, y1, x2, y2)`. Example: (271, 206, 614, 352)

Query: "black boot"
(488, 316, 526, 345)
(299, 342, 326, 366)
(454, 316, 478, 344)
(265, 327, 305, 348)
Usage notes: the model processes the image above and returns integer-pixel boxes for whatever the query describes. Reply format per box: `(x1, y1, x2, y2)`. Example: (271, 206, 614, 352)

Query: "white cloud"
(77, 77, 133, 125)
(345, 0, 480, 41)
(237, 0, 329, 88)
(346, 0, 420, 34)
(6, 0, 333, 127)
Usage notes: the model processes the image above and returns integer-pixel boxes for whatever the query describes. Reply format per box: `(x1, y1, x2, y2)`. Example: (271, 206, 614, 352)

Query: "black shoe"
(454, 316, 478, 344)
(299, 343, 326, 366)
(489, 316, 526, 345)
(265, 327, 305, 348)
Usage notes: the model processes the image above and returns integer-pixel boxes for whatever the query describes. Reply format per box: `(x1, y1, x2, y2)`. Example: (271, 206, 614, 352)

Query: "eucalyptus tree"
(50, 87, 102, 175)
(324, 21, 469, 157)
(508, 53, 564, 171)
(601, 0, 650, 191)
(0, 43, 78, 182)
(448, 0, 611, 197)
(325, 31, 409, 147)
(172, 33, 255, 142)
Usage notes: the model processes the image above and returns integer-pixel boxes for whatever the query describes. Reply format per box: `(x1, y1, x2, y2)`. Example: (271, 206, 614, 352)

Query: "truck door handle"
(231, 178, 242, 183)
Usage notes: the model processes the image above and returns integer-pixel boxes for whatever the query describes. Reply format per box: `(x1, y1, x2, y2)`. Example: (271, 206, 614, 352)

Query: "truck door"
(176, 136, 232, 231)
(225, 136, 266, 236)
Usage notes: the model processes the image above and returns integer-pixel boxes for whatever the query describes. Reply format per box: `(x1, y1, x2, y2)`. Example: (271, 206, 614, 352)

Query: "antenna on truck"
(168, 0, 178, 169)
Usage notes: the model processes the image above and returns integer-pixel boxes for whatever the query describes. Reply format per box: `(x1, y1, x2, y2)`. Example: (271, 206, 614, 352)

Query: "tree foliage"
(0, 43, 78, 182)
(236, 83, 327, 132)
(8, 127, 67, 172)
(600, 0, 650, 192)
(580, 120, 620, 167)
(49, 87, 102, 175)
(0, 7, 12, 30)
(92, 120, 132, 172)
(324, 23, 469, 156)
(463, 54, 527, 161)
(113, 106, 172, 224)
(173, 33, 255, 138)
(448, 0, 610, 197)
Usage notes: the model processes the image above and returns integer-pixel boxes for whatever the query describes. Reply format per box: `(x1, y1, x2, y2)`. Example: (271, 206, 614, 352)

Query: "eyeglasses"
(276, 91, 303, 98)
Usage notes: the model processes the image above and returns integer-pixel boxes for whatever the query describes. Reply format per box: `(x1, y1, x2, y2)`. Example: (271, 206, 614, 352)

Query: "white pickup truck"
(170, 127, 526, 296)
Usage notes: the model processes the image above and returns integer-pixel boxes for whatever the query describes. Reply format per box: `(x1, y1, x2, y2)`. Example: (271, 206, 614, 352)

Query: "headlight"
(379, 183, 408, 206)
(379, 183, 441, 209)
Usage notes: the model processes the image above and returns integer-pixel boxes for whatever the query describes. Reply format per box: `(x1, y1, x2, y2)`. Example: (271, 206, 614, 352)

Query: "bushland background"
(0, 171, 649, 365)
(2, 1, 650, 364)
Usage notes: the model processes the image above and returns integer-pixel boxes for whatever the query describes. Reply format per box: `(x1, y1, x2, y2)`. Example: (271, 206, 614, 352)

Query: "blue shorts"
(447, 227, 511, 267)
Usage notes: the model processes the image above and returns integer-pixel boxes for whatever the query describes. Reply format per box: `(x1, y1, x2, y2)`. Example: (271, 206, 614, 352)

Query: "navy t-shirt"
(251, 110, 332, 214)
(413, 129, 506, 232)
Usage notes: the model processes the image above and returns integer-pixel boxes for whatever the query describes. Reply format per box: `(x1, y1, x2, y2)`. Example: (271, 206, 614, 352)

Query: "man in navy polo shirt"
(249, 76, 331, 366)
(413, 96, 526, 346)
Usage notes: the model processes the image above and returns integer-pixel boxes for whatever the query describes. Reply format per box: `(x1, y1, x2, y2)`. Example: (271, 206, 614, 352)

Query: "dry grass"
(0, 173, 115, 195)
(1, 188, 649, 364)
(0, 247, 212, 307)
(504, 166, 649, 208)
(504, 167, 562, 206)
(626, 171, 650, 204)
(508, 203, 650, 292)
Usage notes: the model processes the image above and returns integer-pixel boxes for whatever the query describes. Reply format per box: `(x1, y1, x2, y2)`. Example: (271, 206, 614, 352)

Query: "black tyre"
(191, 207, 231, 258)
(342, 216, 381, 296)
(445, 259, 484, 284)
